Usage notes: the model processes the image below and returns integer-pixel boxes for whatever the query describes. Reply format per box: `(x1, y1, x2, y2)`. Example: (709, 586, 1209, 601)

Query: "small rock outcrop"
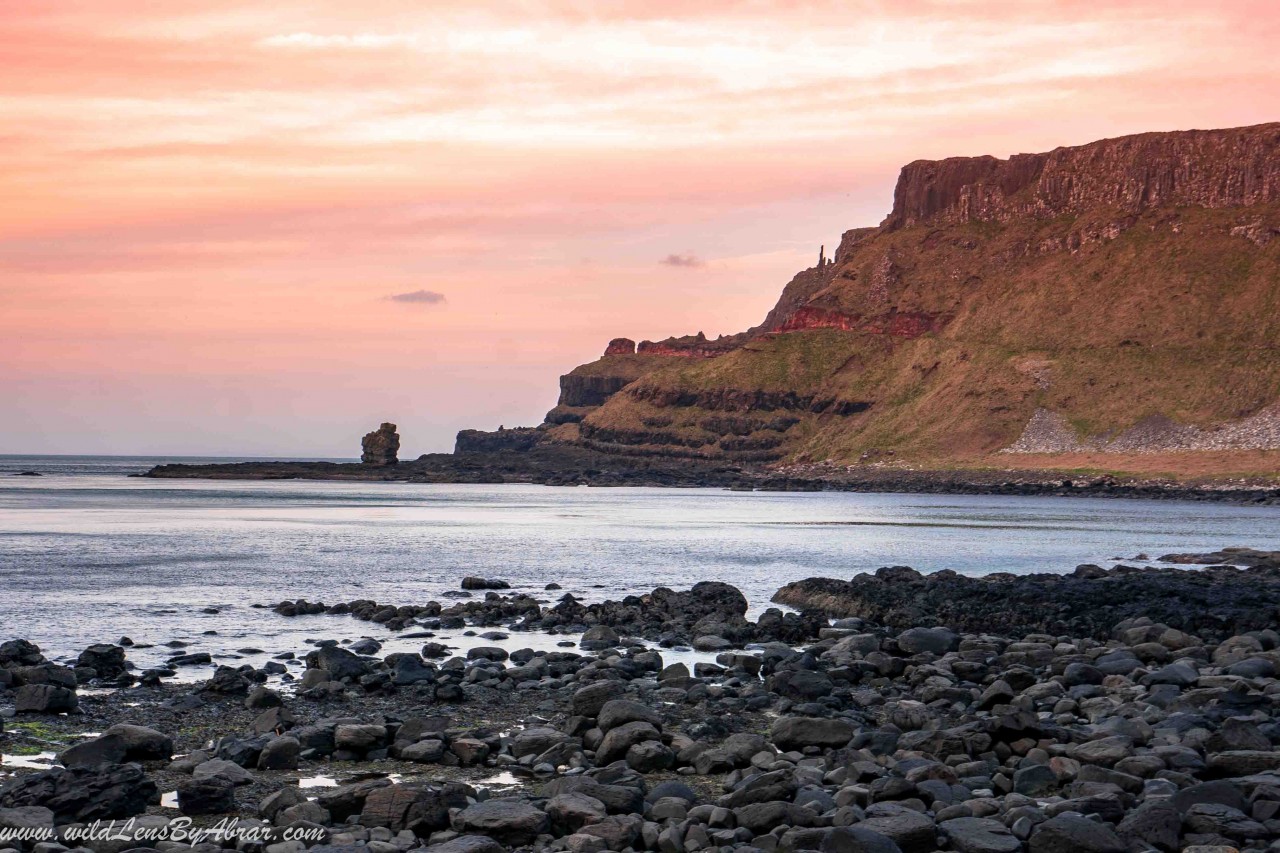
(361, 423, 400, 466)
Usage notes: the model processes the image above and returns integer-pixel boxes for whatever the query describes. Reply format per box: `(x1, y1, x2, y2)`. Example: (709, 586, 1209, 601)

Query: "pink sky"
(3, 1, 1278, 456)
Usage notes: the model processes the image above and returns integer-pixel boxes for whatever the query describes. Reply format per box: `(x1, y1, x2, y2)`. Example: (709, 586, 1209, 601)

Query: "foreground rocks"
(3, 565, 1280, 853)
(774, 562, 1280, 640)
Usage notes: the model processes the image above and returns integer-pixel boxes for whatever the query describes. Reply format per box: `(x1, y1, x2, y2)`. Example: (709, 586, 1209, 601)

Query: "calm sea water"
(2, 455, 1279, 674)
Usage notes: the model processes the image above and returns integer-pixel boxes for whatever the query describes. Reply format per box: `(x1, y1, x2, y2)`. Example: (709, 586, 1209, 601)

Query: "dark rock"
(451, 799, 549, 845)
(939, 817, 1022, 853)
(13, 683, 77, 713)
(771, 716, 855, 750)
(0, 764, 156, 823)
(177, 776, 236, 816)
(361, 422, 400, 466)
(1029, 813, 1125, 853)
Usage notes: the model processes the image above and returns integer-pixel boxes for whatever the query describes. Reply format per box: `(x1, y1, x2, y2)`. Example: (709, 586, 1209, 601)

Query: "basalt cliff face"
(477, 123, 1280, 470)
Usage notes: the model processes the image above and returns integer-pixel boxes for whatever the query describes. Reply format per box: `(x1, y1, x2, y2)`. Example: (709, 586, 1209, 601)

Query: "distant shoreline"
(140, 449, 1280, 504)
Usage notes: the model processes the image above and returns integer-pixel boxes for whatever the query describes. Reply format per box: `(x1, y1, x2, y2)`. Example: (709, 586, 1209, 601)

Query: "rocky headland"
(3, 552, 1280, 853)
(142, 122, 1280, 490)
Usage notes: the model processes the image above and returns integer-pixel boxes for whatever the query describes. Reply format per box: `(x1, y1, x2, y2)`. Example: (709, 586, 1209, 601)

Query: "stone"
(626, 740, 675, 772)
(104, 723, 173, 760)
(771, 716, 855, 750)
(597, 699, 662, 732)
(359, 783, 467, 835)
(177, 776, 237, 816)
(1183, 802, 1269, 840)
(1116, 799, 1181, 851)
(424, 837, 506, 853)
(858, 805, 936, 853)
(1029, 813, 1125, 853)
(1068, 736, 1132, 766)
(546, 792, 608, 833)
(258, 736, 301, 770)
(939, 817, 1022, 853)
(13, 684, 77, 713)
(192, 758, 253, 785)
(896, 627, 958, 655)
(58, 734, 128, 768)
(76, 644, 126, 679)
(596, 721, 660, 764)
(361, 423, 400, 466)
(572, 681, 625, 717)
(306, 646, 369, 681)
(1012, 764, 1057, 796)
(1206, 750, 1280, 776)
(451, 799, 549, 845)
(580, 626, 621, 651)
(0, 765, 155, 823)
(335, 724, 388, 752)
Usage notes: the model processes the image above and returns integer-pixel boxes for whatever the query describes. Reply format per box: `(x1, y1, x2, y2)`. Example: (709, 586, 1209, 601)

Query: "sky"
(3, 1, 1278, 456)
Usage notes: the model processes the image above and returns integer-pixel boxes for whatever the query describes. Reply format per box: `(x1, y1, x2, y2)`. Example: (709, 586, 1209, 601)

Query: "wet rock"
(597, 699, 662, 733)
(177, 776, 236, 816)
(1029, 813, 1125, 853)
(580, 626, 621, 651)
(13, 683, 77, 713)
(359, 782, 467, 835)
(424, 836, 506, 853)
(939, 817, 1022, 853)
(0, 764, 155, 823)
(451, 799, 549, 845)
(58, 734, 128, 768)
(820, 826, 904, 853)
(76, 644, 127, 680)
(461, 577, 510, 590)
(103, 723, 173, 760)
(771, 716, 855, 750)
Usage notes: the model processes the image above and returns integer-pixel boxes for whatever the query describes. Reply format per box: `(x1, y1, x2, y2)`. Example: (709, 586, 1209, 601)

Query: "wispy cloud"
(387, 289, 446, 304)
(660, 253, 704, 268)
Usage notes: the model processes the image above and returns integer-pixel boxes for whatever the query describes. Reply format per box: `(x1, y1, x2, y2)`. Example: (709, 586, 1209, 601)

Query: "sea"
(3, 454, 1280, 676)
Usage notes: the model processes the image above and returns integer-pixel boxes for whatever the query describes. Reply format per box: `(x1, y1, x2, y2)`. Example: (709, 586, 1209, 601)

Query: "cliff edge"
(465, 123, 1280, 477)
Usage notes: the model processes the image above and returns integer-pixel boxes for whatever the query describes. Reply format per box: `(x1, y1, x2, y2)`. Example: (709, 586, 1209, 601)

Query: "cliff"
(473, 123, 1280, 474)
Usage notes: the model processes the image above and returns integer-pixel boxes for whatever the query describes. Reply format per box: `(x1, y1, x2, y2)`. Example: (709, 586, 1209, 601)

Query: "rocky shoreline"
(3, 557, 1280, 853)
(138, 449, 1280, 505)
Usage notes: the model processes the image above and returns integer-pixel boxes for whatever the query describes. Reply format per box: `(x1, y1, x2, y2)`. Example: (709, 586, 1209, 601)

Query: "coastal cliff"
(498, 122, 1280, 473)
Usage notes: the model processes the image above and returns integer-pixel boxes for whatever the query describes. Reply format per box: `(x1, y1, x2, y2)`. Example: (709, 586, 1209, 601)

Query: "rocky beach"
(4, 550, 1280, 853)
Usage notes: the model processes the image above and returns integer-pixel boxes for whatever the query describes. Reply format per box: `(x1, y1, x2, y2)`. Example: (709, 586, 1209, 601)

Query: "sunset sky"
(4, 1, 1279, 456)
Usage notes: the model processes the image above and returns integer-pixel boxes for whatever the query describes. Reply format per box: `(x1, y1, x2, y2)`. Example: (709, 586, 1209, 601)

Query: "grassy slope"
(573, 202, 1280, 474)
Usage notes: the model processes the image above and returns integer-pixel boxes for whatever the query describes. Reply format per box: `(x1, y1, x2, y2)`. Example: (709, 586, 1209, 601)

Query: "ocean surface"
(3, 454, 1280, 676)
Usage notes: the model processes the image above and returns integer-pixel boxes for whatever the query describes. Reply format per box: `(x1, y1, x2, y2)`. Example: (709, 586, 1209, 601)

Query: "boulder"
(359, 782, 468, 835)
(361, 422, 400, 466)
(452, 799, 549, 845)
(896, 627, 958, 655)
(597, 699, 662, 733)
(771, 716, 855, 750)
(940, 817, 1022, 853)
(425, 836, 507, 853)
(0, 764, 155, 823)
(820, 826, 904, 853)
(58, 734, 128, 768)
(104, 723, 173, 760)
(596, 721, 661, 765)
(177, 776, 236, 816)
(13, 683, 77, 713)
(1029, 813, 1125, 853)
(580, 626, 621, 651)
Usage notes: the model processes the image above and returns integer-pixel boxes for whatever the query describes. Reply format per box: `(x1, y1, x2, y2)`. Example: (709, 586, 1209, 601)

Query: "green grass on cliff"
(576, 202, 1280, 471)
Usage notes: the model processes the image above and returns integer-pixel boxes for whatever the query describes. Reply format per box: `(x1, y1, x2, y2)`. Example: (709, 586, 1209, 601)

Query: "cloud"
(660, 253, 704, 267)
(387, 289, 446, 304)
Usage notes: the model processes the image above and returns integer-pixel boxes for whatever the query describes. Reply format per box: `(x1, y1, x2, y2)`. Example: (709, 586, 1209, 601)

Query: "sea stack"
(360, 422, 400, 465)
